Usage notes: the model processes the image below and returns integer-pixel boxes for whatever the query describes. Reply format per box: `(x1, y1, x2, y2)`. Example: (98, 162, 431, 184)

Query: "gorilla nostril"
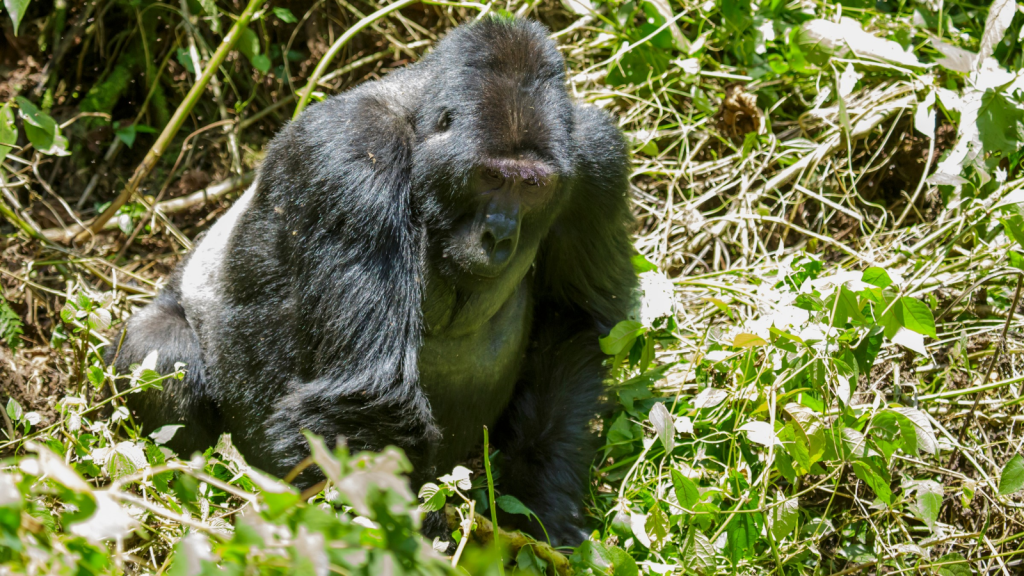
(481, 230, 497, 255)
(491, 238, 514, 264)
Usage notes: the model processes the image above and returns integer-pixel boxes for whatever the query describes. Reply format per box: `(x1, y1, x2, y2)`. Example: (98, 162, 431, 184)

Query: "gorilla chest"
(418, 281, 532, 457)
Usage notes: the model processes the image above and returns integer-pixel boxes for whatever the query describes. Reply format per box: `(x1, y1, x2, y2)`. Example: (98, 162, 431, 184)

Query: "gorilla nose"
(481, 214, 519, 267)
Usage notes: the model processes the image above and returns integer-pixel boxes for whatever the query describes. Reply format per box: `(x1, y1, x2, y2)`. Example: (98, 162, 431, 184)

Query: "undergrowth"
(1, 0, 1024, 574)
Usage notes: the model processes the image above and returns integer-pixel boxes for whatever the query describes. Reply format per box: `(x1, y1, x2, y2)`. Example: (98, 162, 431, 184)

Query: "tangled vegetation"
(1, 0, 1024, 573)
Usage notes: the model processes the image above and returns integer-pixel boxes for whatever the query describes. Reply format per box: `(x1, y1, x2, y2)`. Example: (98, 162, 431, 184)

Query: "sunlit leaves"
(998, 454, 1024, 495)
(14, 97, 69, 156)
(649, 402, 675, 453)
(0, 103, 16, 165)
(680, 525, 716, 573)
(3, 0, 30, 35)
(852, 457, 892, 505)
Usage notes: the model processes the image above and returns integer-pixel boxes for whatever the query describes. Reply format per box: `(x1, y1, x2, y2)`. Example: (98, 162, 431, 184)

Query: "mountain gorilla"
(111, 17, 636, 545)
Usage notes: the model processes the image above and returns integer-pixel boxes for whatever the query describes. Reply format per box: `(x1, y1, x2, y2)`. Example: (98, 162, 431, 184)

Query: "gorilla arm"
(247, 81, 441, 479)
(492, 105, 637, 545)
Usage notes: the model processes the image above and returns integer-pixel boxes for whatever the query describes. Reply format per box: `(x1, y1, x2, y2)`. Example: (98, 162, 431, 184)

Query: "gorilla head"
(411, 20, 576, 284)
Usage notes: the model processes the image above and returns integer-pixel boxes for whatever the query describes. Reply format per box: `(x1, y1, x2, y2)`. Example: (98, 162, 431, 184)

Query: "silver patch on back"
(179, 181, 257, 336)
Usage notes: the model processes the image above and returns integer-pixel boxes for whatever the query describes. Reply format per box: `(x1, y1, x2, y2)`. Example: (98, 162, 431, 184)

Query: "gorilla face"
(409, 21, 576, 284)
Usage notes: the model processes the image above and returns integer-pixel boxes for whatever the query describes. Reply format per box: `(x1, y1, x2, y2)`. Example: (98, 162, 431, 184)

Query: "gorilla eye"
(437, 110, 452, 131)
(525, 177, 541, 187)
(485, 168, 502, 180)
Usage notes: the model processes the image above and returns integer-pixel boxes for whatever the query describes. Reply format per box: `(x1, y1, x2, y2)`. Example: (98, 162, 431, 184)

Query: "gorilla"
(111, 17, 636, 545)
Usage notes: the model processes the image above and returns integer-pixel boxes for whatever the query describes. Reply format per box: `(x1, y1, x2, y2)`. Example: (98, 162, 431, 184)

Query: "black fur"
(110, 18, 636, 546)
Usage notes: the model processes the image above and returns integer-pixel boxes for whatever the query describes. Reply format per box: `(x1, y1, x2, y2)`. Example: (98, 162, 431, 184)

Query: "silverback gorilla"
(111, 17, 636, 545)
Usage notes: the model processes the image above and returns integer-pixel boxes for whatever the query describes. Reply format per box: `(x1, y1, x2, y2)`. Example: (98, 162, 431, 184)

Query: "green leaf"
(417, 482, 447, 512)
(251, 53, 271, 74)
(725, 510, 759, 563)
(0, 103, 16, 165)
(898, 297, 937, 339)
(649, 402, 674, 453)
(1010, 251, 1024, 272)
(570, 540, 638, 576)
(935, 553, 972, 576)
(680, 525, 716, 574)
(733, 333, 768, 348)
(631, 254, 658, 274)
(671, 469, 700, 509)
(852, 458, 892, 505)
(6, 397, 23, 421)
(198, 0, 220, 33)
(998, 454, 1024, 495)
(14, 97, 69, 156)
(599, 320, 644, 355)
(4, 0, 30, 35)
(176, 48, 196, 74)
(645, 505, 670, 549)
(862, 267, 893, 289)
(913, 480, 942, 530)
(1000, 217, 1024, 249)
(496, 494, 535, 520)
(273, 6, 298, 23)
(769, 495, 798, 540)
(115, 124, 137, 148)
(977, 87, 1024, 158)
(238, 28, 260, 59)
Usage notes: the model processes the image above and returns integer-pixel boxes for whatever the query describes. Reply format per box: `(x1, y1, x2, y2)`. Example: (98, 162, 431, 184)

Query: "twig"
(292, 0, 420, 118)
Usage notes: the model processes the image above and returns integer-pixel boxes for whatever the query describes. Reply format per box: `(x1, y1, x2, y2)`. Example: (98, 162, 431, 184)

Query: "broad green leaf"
(570, 540, 638, 576)
(417, 483, 446, 512)
(998, 454, 1024, 495)
(1010, 251, 1024, 272)
(4, 0, 30, 35)
(14, 97, 69, 156)
(496, 494, 535, 520)
(861, 267, 893, 289)
(0, 103, 16, 165)
(671, 469, 700, 509)
(115, 124, 137, 148)
(733, 333, 767, 348)
(680, 526, 716, 574)
(6, 397, 22, 421)
(600, 320, 644, 355)
(645, 505, 670, 549)
(649, 402, 674, 453)
(895, 407, 938, 455)
(769, 494, 798, 540)
(935, 553, 972, 576)
(978, 87, 1024, 158)
(852, 458, 892, 505)
(898, 297, 937, 339)
(913, 480, 942, 530)
(631, 254, 657, 273)
(273, 6, 298, 23)
(725, 510, 759, 563)
(251, 54, 271, 74)
(1000, 216, 1024, 249)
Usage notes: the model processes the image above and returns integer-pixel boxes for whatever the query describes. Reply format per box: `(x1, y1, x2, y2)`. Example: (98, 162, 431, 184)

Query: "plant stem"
(292, 0, 419, 119)
(483, 426, 504, 574)
(68, 0, 267, 244)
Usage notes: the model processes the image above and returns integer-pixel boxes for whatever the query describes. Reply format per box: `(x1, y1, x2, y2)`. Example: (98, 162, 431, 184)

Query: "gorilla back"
(111, 17, 637, 546)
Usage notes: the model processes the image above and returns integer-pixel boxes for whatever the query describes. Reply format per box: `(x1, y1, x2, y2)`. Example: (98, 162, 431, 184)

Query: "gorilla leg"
(492, 309, 605, 547)
(109, 284, 221, 455)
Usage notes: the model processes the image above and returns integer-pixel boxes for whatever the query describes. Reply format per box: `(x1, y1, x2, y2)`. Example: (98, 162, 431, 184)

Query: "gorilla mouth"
(481, 156, 553, 185)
